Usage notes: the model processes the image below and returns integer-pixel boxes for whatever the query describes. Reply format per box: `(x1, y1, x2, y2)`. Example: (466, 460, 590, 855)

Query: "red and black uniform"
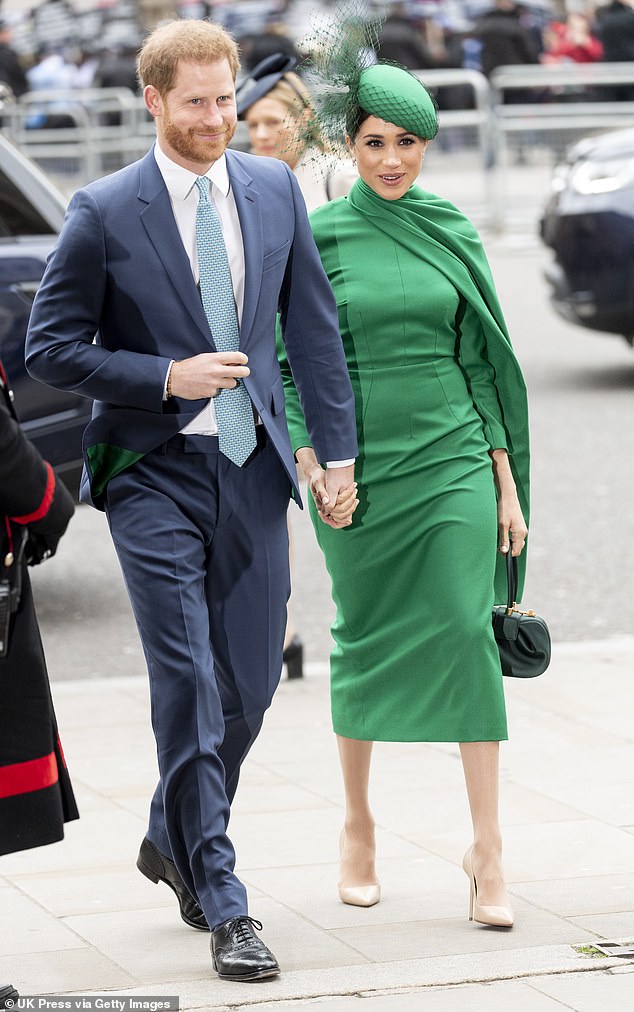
(0, 361, 78, 856)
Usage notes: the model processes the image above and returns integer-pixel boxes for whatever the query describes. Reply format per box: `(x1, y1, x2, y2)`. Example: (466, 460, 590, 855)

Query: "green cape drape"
(346, 178, 529, 601)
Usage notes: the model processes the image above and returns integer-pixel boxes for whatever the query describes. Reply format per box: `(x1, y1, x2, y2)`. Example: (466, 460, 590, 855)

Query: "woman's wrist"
(490, 448, 517, 496)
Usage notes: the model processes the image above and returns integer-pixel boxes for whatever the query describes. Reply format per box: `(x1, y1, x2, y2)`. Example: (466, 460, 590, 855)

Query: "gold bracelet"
(166, 363, 174, 399)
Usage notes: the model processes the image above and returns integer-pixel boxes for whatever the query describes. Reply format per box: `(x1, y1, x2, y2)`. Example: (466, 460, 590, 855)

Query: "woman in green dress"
(281, 64, 529, 927)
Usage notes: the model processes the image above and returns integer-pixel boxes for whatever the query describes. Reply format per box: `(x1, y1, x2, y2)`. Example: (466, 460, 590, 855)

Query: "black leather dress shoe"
(136, 837, 209, 931)
(211, 916, 280, 981)
(0, 985, 19, 1010)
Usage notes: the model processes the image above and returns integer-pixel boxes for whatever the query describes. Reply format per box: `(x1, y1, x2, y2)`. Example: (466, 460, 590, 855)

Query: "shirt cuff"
(326, 458, 355, 468)
(163, 360, 175, 401)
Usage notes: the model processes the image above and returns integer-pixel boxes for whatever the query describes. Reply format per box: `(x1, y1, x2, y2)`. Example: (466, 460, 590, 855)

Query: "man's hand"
(169, 352, 250, 400)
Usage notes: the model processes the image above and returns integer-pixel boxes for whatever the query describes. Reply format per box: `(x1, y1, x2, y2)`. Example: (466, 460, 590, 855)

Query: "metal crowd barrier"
(2, 88, 153, 183)
(490, 62, 634, 145)
(412, 67, 492, 150)
(489, 62, 634, 229)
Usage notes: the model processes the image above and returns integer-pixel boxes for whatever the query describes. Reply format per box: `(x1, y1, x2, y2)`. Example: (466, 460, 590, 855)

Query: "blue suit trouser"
(104, 431, 291, 929)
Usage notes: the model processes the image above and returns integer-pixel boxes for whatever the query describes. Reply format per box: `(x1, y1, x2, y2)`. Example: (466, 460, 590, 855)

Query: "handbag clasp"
(506, 605, 537, 617)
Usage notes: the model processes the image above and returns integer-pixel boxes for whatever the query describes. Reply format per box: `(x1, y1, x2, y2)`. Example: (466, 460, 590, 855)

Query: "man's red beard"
(163, 118, 236, 166)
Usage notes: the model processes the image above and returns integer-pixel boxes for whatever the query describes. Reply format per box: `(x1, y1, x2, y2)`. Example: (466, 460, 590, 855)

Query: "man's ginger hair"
(138, 19, 240, 95)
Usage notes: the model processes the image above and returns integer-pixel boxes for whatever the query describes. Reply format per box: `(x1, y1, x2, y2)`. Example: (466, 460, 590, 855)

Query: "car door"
(0, 134, 92, 490)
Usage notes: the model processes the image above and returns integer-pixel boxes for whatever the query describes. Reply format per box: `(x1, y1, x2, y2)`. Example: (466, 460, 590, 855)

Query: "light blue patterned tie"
(195, 176, 256, 465)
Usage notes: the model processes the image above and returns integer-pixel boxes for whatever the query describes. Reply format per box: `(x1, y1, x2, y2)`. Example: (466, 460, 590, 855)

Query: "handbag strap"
(505, 549, 519, 613)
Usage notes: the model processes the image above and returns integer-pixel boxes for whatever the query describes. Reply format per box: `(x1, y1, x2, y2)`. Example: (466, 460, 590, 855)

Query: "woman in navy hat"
(236, 53, 357, 212)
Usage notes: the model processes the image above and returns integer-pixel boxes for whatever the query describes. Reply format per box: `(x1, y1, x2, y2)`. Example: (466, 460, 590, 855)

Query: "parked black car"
(540, 127, 634, 346)
(0, 133, 90, 496)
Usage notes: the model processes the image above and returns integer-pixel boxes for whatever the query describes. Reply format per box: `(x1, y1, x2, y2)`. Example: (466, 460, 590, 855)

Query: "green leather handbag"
(492, 550, 551, 678)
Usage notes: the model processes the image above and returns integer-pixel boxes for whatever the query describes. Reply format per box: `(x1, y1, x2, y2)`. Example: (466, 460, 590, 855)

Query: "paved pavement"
(1, 637, 633, 1011)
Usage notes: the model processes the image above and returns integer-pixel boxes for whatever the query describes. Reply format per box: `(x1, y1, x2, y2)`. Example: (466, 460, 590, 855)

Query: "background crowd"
(0, 1, 633, 107)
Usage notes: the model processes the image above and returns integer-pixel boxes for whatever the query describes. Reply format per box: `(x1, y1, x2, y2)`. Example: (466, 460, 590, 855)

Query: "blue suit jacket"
(25, 147, 357, 508)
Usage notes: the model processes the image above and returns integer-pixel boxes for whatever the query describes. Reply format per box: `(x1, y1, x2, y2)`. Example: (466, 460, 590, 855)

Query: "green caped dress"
(281, 178, 530, 743)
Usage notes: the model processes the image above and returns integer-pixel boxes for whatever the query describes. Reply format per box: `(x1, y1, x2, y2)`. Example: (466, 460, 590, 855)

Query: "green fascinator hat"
(352, 64, 438, 141)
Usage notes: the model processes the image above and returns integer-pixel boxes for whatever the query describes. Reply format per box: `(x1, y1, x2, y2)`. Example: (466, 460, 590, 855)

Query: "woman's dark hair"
(345, 104, 373, 141)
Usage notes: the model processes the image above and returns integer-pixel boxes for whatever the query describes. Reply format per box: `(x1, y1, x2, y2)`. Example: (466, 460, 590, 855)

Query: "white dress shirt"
(154, 142, 244, 435)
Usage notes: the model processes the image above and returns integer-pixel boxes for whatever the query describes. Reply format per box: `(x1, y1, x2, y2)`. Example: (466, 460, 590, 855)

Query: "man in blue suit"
(26, 19, 358, 982)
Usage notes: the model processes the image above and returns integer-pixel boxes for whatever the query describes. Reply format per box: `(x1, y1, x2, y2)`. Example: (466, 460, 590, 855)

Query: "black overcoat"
(0, 362, 78, 856)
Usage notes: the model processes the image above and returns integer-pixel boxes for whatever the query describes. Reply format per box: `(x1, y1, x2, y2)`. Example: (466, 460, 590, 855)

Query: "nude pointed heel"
(338, 830, 381, 907)
(338, 883, 382, 907)
(462, 846, 514, 928)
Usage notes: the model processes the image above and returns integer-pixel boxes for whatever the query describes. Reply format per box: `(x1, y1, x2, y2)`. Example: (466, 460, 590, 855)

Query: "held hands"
(296, 449, 358, 529)
(169, 352, 250, 400)
(323, 465, 358, 529)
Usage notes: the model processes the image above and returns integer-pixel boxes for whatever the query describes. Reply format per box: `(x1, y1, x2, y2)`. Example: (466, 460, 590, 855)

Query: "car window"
(0, 168, 57, 236)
